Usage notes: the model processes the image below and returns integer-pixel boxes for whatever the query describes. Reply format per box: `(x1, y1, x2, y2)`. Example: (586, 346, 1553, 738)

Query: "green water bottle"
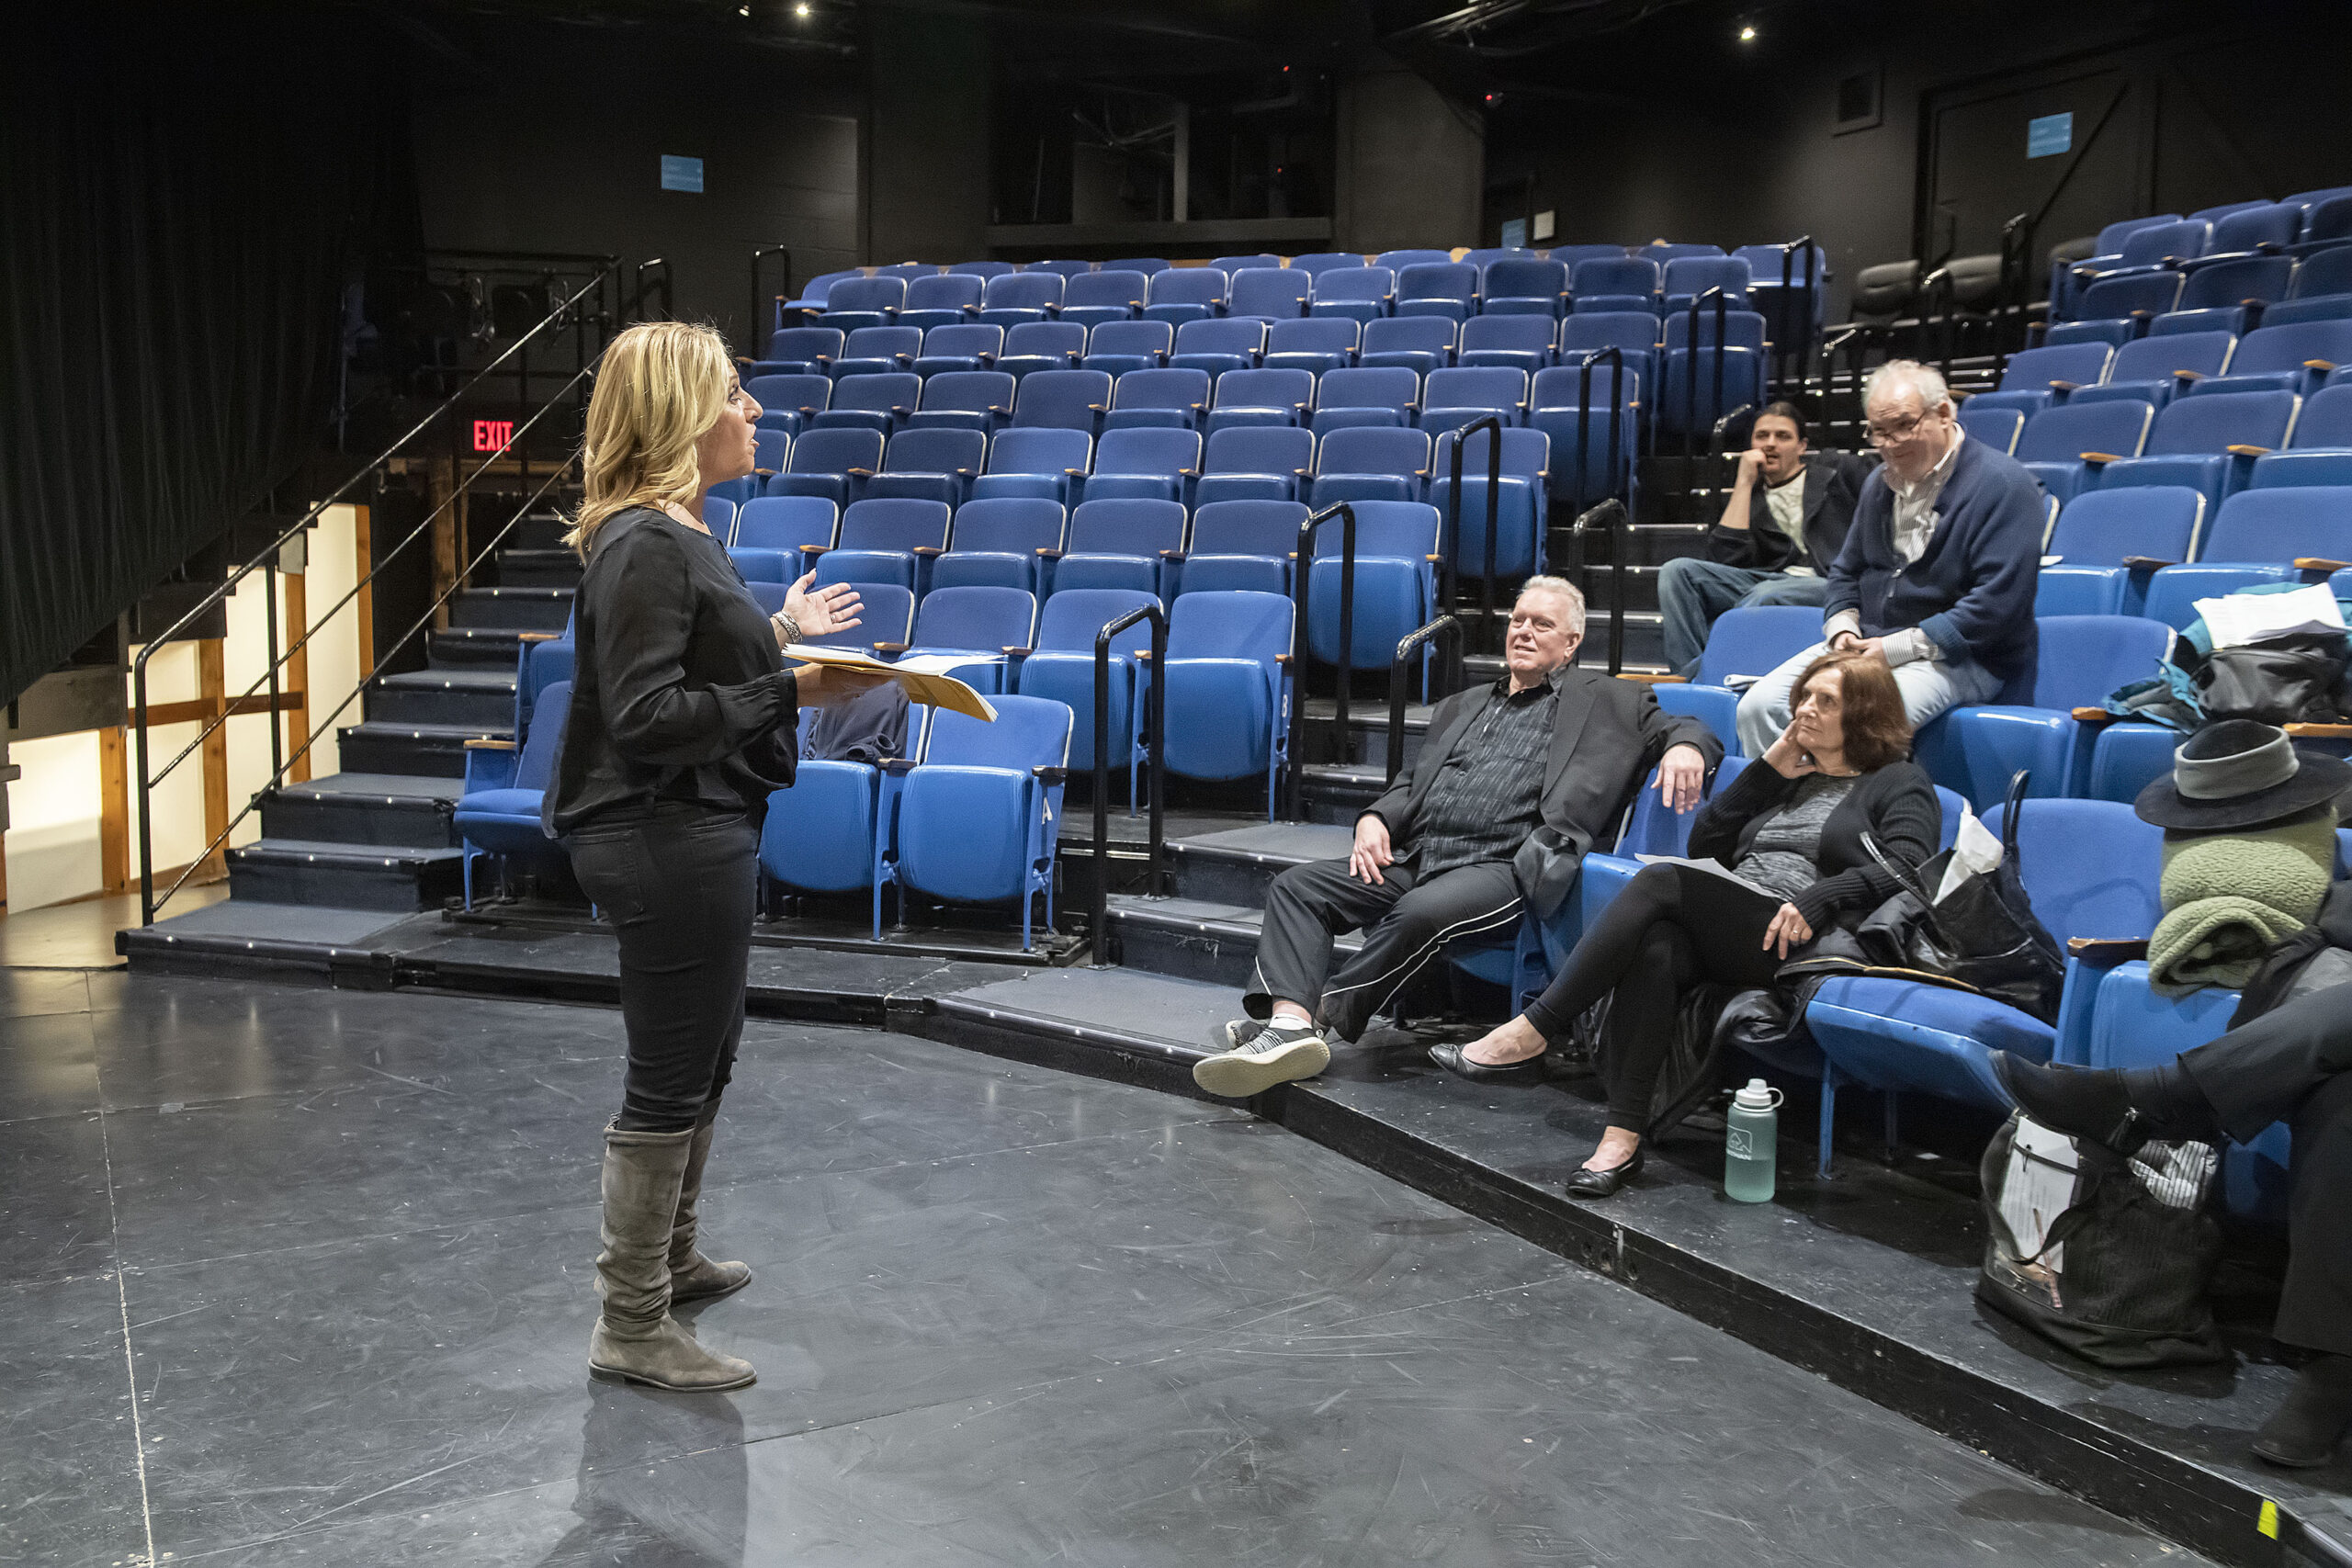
(1725, 1078, 1783, 1203)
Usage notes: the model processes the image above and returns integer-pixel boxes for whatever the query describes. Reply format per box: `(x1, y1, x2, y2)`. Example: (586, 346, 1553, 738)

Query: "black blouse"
(545, 507, 800, 832)
(1685, 758, 1942, 930)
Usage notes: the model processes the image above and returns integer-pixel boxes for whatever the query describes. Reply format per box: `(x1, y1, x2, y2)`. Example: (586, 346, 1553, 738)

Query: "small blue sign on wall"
(1498, 218, 1527, 251)
(660, 154, 705, 193)
(2027, 112, 2073, 160)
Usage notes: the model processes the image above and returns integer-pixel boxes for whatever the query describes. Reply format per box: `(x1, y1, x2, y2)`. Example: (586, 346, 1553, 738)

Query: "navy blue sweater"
(1822, 434, 2043, 683)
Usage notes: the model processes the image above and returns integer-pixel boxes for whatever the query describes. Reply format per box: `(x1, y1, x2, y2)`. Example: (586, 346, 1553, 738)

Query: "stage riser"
(226, 854, 459, 912)
(449, 588, 573, 631)
(425, 629, 528, 668)
(493, 547, 583, 588)
(363, 682, 514, 729)
(1104, 919, 1255, 988)
(335, 728, 473, 778)
(1164, 851, 1284, 908)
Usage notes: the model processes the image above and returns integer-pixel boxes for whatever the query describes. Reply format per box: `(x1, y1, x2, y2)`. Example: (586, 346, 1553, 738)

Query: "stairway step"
(365, 668, 517, 728)
(1164, 820, 1354, 905)
(502, 512, 574, 551)
(449, 585, 573, 631)
(258, 772, 458, 848)
(226, 837, 463, 911)
(337, 721, 504, 779)
(426, 627, 530, 667)
(1102, 893, 1358, 986)
(496, 547, 583, 588)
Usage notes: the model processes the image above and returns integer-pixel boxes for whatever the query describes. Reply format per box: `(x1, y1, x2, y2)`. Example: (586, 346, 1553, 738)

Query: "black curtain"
(0, 6, 413, 705)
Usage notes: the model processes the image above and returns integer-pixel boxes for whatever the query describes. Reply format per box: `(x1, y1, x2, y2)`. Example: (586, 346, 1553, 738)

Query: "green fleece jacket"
(2149, 807, 2339, 997)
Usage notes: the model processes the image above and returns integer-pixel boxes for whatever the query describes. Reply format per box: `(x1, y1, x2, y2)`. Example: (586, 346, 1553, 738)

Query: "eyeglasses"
(1863, 410, 1930, 445)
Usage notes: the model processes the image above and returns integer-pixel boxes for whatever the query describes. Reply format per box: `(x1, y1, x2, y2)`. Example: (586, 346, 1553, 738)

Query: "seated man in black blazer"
(1657, 401, 1876, 676)
(1194, 576, 1724, 1098)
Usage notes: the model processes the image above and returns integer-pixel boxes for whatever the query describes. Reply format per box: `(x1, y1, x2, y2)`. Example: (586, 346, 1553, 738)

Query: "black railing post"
(263, 559, 283, 779)
(1091, 603, 1167, 964)
(133, 659, 153, 927)
(1446, 416, 1505, 657)
(1387, 615, 1459, 787)
(1711, 286, 1728, 449)
(752, 245, 794, 355)
(1571, 500, 1631, 675)
(1285, 502, 1356, 820)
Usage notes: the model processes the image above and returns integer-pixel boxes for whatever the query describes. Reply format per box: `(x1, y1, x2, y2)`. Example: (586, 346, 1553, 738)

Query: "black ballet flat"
(1564, 1146, 1645, 1199)
(1427, 1040, 1547, 1084)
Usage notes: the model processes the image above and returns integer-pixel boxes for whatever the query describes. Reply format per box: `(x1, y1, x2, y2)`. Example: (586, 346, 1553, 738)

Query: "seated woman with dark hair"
(1430, 651, 1941, 1197)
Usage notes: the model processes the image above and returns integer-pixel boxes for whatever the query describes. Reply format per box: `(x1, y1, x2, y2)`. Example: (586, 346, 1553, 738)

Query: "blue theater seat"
(1964, 343, 2115, 418)
(2013, 399, 2154, 502)
(1080, 321, 1173, 378)
(729, 495, 837, 581)
(1179, 499, 1307, 596)
(1289, 252, 1365, 277)
(748, 326, 842, 380)
(1395, 263, 1479, 321)
(1958, 404, 2023, 455)
(1308, 265, 1395, 324)
(1024, 259, 1094, 279)
(1556, 312, 1659, 401)
(1210, 254, 1281, 275)
(2187, 321, 2352, 399)
(1804, 798, 2166, 1172)
(1309, 425, 1430, 508)
(1374, 249, 1453, 272)
(756, 706, 930, 900)
(1529, 367, 1640, 513)
(1262, 317, 1360, 376)
(947, 261, 1015, 281)
(876, 696, 1069, 949)
(1101, 367, 1209, 432)
(816, 275, 904, 333)
(1911, 615, 2174, 807)
(1306, 500, 1440, 671)
(1082, 427, 1199, 504)
(898, 274, 983, 332)
(1419, 366, 1527, 434)
(2033, 486, 2206, 617)
(1193, 426, 1316, 506)
(747, 373, 830, 438)
(2067, 330, 2236, 411)
(996, 321, 1087, 381)
(830, 326, 922, 379)
(911, 323, 1001, 378)
(1456, 314, 1555, 377)
(864, 426, 985, 509)
(969, 427, 1090, 504)
(1309, 367, 1419, 433)
(1144, 267, 1227, 325)
(1169, 318, 1265, 379)
(1358, 316, 1455, 378)
(1570, 255, 1660, 315)
(809, 497, 951, 592)
(1650, 604, 1823, 755)
(2092, 388, 2301, 508)
(1227, 267, 1312, 322)
(929, 497, 1064, 593)
(1011, 368, 1111, 432)
(1015, 587, 1162, 807)
(1052, 497, 1187, 596)
(1481, 257, 1568, 317)
(1161, 590, 1294, 816)
(1058, 269, 1148, 328)
(766, 426, 882, 510)
(1430, 425, 1549, 581)
(814, 372, 919, 434)
(906, 369, 1014, 434)
(897, 584, 1037, 695)
(1102, 257, 1170, 276)
(978, 271, 1063, 329)
(1204, 367, 1316, 433)
(453, 679, 571, 910)
(1660, 254, 1752, 314)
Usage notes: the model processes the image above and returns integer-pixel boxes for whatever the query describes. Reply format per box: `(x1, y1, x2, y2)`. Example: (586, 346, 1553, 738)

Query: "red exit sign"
(472, 419, 516, 453)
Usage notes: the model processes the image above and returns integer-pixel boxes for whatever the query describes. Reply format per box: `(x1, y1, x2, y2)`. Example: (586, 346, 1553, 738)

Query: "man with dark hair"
(1657, 400, 1876, 676)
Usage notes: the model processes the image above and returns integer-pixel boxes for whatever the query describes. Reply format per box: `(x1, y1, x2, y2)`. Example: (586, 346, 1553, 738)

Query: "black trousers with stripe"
(1246, 857, 1523, 1043)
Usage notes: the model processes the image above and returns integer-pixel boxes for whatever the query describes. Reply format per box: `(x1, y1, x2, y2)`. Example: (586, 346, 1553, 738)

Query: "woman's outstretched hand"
(1761, 722, 1819, 781)
(784, 572, 862, 640)
(1762, 901, 1815, 958)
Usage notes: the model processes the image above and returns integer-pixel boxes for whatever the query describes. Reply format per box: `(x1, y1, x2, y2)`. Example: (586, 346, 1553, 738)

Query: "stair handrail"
(131, 259, 628, 925)
(752, 245, 795, 355)
(1572, 344, 1629, 517)
(1284, 501, 1356, 821)
(1570, 498, 1631, 675)
(1088, 602, 1168, 964)
(1772, 235, 1817, 392)
(1444, 416, 1505, 661)
(1683, 285, 1730, 463)
(1385, 615, 1459, 788)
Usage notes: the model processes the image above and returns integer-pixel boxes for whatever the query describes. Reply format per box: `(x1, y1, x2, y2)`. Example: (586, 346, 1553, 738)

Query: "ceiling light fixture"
(1738, 23, 1758, 40)
(795, 2, 810, 14)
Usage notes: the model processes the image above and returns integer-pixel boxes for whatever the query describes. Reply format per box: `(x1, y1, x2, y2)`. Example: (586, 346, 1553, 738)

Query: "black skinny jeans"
(565, 802, 760, 1133)
(1522, 862, 1789, 1127)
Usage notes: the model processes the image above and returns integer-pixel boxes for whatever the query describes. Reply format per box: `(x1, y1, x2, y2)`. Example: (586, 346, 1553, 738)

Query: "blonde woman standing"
(548, 321, 884, 1391)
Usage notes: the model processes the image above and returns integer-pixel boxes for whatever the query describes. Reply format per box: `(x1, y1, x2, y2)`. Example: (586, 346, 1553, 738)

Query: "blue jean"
(1736, 639, 2005, 759)
(1657, 558, 1828, 676)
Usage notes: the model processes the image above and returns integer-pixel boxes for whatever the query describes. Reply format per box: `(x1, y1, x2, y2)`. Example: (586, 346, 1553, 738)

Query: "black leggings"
(1523, 862, 1789, 1127)
(566, 802, 759, 1132)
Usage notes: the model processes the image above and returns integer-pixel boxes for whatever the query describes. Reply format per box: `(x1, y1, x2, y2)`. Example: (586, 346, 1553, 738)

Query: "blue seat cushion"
(1805, 976, 2056, 1111)
(453, 792, 553, 853)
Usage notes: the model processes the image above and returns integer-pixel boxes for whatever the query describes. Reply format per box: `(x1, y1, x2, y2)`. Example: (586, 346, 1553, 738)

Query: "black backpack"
(1976, 1111, 2228, 1369)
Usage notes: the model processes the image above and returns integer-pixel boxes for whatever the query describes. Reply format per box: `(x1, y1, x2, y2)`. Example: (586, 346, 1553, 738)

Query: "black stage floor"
(0, 967, 2247, 1566)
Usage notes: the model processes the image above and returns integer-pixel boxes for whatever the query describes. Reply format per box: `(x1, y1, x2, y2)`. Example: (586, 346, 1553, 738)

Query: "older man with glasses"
(1735, 360, 2044, 759)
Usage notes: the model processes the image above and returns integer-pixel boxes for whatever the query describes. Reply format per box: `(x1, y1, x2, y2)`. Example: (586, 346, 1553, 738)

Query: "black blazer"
(1704, 452, 1876, 575)
(1687, 757, 1941, 928)
(1364, 666, 1724, 919)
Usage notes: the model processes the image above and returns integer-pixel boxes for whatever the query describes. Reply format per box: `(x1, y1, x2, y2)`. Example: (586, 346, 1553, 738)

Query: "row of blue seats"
(453, 592, 1302, 940)
(2031, 483, 2352, 625)
(2052, 243, 2352, 342)
(745, 311, 1750, 397)
(1973, 322, 2350, 417)
(796, 255, 1817, 336)
(2053, 195, 2352, 319)
(1958, 383, 2348, 505)
(706, 423, 1571, 564)
(719, 492, 1483, 677)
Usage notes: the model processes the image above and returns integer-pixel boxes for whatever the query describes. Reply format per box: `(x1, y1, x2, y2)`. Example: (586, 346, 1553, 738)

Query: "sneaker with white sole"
(1192, 1020, 1330, 1098)
(1211, 1017, 1269, 1052)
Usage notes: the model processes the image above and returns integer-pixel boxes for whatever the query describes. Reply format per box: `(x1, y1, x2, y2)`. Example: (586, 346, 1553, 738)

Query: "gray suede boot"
(587, 1124, 756, 1391)
(668, 1105, 752, 1305)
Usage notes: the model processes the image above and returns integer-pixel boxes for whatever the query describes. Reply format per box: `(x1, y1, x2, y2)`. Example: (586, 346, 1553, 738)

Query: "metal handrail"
(1772, 235, 1818, 392)
(752, 245, 795, 355)
(1088, 603, 1167, 963)
(131, 260, 625, 922)
(1444, 417, 1504, 659)
(1284, 501, 1355, 820)
(1572, 344, 1628, 515)
(1682, 286, 1730, 463)
(1918, 265, 1959, 382)
(633, 257, 673, 321)
(1385, 615, 1459, 788)
(1571, 499, 1631, 675)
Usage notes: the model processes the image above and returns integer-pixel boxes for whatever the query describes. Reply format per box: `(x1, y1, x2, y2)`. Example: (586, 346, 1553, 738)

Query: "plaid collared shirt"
(1409, 669, 1559, 878)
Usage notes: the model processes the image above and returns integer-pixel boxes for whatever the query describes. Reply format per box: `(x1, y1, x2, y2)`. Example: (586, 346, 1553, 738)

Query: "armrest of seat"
(2226, 445, 2271, 457)
(2306, 358, 2339, 372)
(753, 468, 775, 479)
(2120, 556, 2177, 571)
(1159, 549, 1186, 561)
(2067, 937, 2149, 965)
(2080, 451, 2125, 465)
(1001, 646, 1033, 657)
(803, 545, 831, 556)
(464, 738, 517, 750)
(846, 467, 875, 478)
(872, 641, 910, 655)
(462, 739, 518, 794)
(1036, 547, 1063, 559)
(2050, 379, 2081, 392)
(2293, 557, 2352, 574)
(1617, 672, 1690, 683)
(2070, 706, 2122, 727)
(516, 631, 560, 644)
(1032, 765, 1069, 784)
(910, 547, 943, 558)
(881, 758, 918, 776)
(2171, 369, 2203, 385)
(2286, 722, 2352, 738)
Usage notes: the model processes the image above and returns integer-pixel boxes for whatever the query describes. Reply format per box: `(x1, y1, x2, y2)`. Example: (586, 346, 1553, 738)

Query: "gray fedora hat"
(2134, 719, 2352, 831)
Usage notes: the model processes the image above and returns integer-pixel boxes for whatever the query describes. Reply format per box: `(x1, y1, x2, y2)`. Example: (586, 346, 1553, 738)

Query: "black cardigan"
(547, 509, 801, 833)
(1686, 758, 1941, 929)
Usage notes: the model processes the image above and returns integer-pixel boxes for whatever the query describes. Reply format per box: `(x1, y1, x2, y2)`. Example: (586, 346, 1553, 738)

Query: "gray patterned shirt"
(1408, 670, 1559, 877)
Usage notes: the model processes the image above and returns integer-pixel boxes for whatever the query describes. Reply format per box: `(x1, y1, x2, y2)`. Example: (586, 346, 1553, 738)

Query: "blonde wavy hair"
(564, 321, 734, 557)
